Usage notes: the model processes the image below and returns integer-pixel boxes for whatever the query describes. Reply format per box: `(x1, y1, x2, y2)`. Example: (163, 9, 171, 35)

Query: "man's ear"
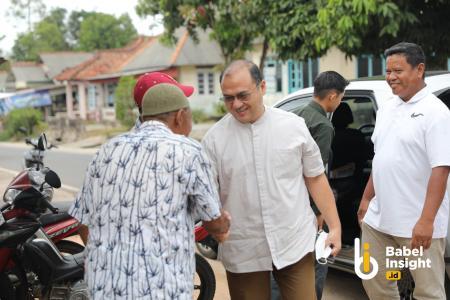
(174, 109, 185, 128)
(417, 63, 425, 79)
(259, 80, 267, 95)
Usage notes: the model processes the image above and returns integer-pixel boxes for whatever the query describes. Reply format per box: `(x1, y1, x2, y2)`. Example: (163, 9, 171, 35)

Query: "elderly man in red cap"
(132, 72, 194, 129)
(69, 82, 230, 299)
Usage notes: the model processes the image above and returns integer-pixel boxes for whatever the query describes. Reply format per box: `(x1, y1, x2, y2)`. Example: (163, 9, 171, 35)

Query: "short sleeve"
(186, 148, 221, 222)
(311, 123, 334, 165)
(301, 121, 325, 177)
(425, 109, 450, 168)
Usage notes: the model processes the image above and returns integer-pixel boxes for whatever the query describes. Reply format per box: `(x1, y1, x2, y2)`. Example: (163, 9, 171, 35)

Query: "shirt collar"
(394, 85, 429, 105)
(139, 120, 172, 133)
(309, 100, 327, 117)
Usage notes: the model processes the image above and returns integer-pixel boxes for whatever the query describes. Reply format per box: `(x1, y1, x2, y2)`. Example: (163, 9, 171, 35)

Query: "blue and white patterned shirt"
(69, 121, 221, 299)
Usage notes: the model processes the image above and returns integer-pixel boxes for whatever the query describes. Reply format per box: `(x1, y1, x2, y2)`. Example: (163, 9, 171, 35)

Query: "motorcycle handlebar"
(41, 197, 59, 214)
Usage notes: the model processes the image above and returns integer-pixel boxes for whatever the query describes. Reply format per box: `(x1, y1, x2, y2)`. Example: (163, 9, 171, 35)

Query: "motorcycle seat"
(23, 238, 84, 285)
(39, 212, 71, 226)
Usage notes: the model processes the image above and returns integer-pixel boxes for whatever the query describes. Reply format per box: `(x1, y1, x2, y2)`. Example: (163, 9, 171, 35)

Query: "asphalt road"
(0, 143, 95, 189)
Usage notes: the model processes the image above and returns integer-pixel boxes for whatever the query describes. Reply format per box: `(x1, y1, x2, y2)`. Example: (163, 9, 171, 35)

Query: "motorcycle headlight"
(3, 188, 21, 204)
(28, 170, 46, 186)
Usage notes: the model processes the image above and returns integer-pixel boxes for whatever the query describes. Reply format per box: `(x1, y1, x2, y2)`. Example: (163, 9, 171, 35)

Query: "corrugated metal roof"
(54, 28, 224, 81)
(12, 62, 50, 83)
(40, 52, 94, 78)
(121, 37, 172, 73)
(173, 29, 223, 66)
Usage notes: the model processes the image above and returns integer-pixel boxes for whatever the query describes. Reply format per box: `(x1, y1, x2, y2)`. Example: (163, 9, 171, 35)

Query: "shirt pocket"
(273, 148, 301, 179)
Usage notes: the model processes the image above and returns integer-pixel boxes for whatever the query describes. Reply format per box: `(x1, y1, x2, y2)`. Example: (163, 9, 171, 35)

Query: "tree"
(136, 0, 449, 71)
(78, 13, 138, 51)
(67, 10, 95, 47)
(320, 0, 450, 69)
(115, 76, 137, 128)
(8, 0, 46, 32)
(12, 9, 69, 61)
(136, 0, 260, 66)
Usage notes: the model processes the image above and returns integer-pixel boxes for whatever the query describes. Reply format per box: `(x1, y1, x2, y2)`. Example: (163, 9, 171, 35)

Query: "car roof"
(274, 72, 450, 107)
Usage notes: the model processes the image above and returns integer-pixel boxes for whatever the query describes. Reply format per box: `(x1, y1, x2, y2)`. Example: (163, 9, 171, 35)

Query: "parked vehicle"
(273, 71, 450, 299)
(194, 225, 217, 300)
(0, 169, 87, 299)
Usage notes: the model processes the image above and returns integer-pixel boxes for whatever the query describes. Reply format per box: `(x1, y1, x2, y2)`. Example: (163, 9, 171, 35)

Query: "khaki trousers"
(226, 252, 316, 300)
(361, 222, 446, 300)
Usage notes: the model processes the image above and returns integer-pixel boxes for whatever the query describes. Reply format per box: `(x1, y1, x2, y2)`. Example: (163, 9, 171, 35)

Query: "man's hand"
(203, 209, 231, 239)
(326, 228, 342, 257)
(357, 198, 370, 227)
(316, 214, 325, 231)
(411, 218, 434, 250)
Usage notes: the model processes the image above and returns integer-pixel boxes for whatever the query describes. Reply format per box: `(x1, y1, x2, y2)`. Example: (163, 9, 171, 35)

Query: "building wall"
(178, 65, 222, 115)
(319, 47, 357, 79)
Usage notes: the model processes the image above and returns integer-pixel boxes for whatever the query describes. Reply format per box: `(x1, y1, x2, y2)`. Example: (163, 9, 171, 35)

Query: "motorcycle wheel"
(195, 242, 218, 260)
(0, 266, 31, 300)
(56, 240, 84, 254)
(194, 254, 216, 300)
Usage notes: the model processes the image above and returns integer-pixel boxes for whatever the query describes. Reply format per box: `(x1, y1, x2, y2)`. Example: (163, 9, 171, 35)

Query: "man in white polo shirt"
(357, 42, 450, 299)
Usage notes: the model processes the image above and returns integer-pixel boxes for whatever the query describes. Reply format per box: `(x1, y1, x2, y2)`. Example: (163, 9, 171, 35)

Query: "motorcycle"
(0, 169, 87, 299)
(11, 132, 83, 253)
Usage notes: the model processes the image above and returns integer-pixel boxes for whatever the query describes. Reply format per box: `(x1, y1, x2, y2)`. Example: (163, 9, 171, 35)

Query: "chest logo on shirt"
(410, 112, 424, 118)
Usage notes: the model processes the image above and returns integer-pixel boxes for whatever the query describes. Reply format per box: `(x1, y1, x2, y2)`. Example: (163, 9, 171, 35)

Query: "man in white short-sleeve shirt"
(202, 60, 342, 300)
(358, 42, 450, 300)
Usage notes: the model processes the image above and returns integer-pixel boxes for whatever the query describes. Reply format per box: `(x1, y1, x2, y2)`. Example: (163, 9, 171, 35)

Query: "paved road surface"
(0, 143, 95, 189)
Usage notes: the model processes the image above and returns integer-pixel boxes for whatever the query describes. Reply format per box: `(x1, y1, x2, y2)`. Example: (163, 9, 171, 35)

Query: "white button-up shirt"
(202, 106, 324, 272)
(365, 87, 450, 238)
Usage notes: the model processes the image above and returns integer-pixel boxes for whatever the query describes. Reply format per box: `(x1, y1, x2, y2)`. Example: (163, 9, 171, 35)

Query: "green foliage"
(115, 76, 137, 128)
(213, 101, 227, 118)
(78, 13, 138, 51)
(136, 0, 258, 64)
(12, 8, 69, 61)
(67, 10, 95, 46)
(136, 0, 450, 70)
(191, 109, 209, 124)
(0, 60, 10, 72)
(314, 0, 416, 58)
(11, 8, 138, 61)
(1, 108, 43, 140)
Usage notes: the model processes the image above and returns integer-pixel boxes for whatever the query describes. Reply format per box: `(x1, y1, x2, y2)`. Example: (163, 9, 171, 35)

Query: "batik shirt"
(69, 121, 221, 299)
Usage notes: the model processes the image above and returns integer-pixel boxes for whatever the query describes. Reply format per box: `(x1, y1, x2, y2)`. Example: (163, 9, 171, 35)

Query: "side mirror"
(44, 170, 61, 189)
(37, 133, 48, 151)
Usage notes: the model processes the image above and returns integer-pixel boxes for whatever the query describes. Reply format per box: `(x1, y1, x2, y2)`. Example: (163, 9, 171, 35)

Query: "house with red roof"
(53, 29, 224, 121)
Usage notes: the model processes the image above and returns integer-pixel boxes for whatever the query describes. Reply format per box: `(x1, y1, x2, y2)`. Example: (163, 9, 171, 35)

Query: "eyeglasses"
(220, 84, 260, 103)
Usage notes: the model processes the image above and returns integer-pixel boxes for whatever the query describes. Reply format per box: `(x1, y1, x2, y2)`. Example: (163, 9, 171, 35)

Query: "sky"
(0, 0, 163, 56)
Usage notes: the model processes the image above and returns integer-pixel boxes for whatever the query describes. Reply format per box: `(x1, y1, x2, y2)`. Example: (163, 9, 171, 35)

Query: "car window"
(436, 88, 450, 110)
(337, 97, 376, 129)
(276, 95, 312, 112)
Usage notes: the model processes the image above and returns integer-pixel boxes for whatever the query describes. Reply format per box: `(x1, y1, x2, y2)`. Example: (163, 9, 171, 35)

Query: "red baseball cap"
(133, 72, 194, 107)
